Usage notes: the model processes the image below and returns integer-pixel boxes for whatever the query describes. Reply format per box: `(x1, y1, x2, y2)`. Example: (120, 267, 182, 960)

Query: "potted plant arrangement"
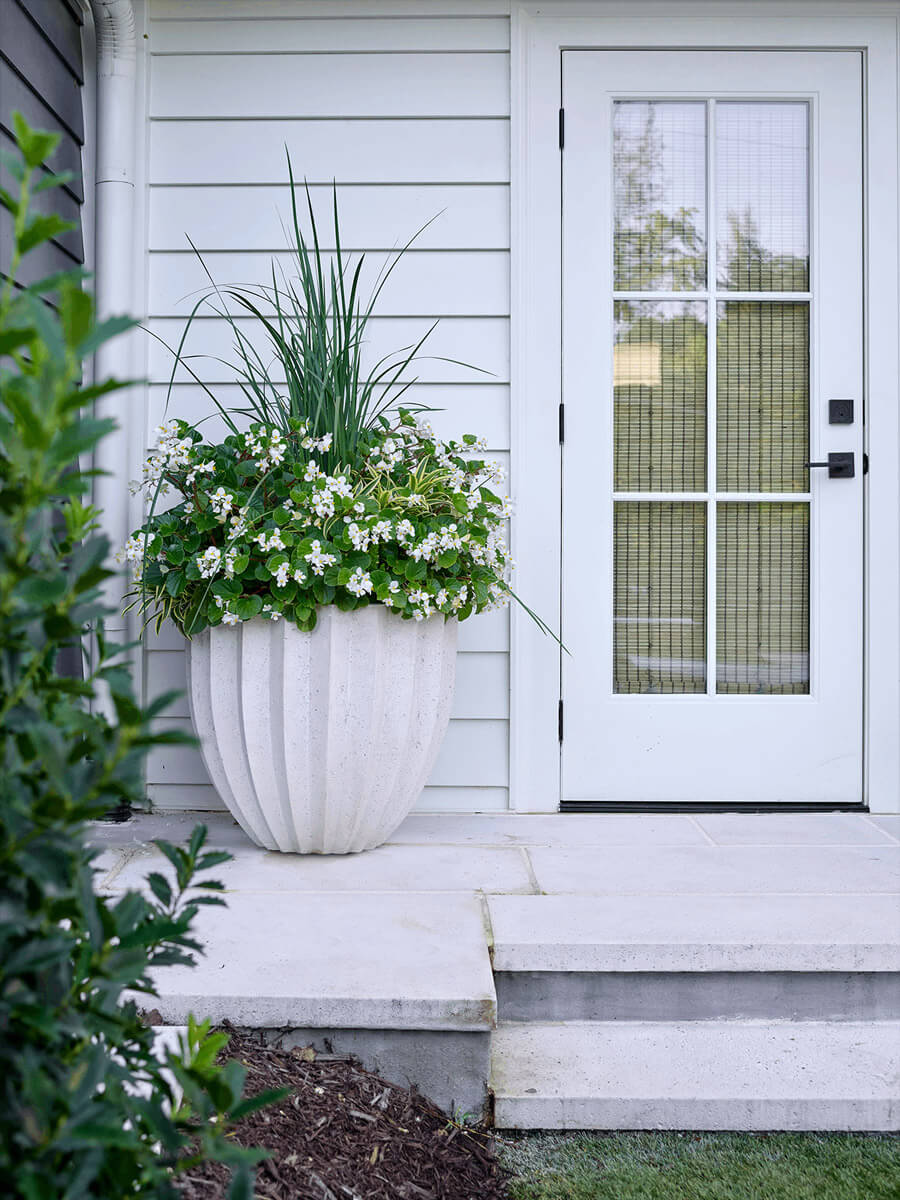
(125, 172, 549, 854)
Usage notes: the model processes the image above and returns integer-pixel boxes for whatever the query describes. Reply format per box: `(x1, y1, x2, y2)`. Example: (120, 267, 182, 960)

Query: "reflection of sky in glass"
(716, 104, 809, 290)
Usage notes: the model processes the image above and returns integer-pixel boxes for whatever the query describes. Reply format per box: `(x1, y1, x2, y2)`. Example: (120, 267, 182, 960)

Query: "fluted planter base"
(187, 607, 458, 854)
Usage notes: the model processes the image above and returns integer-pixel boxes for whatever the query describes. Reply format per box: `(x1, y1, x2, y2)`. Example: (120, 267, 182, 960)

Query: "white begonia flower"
(412, 532, 439, 563)
(328, 474, 353, 498)
(255, 528, 285, 552)
(210, 487, 234, 520)
(438, 524, 462, 551)
(353, 501, 365, 515)
(263, 604, 283, 621)
(312, 490, 336, 520)
(275, 563, 290, 588)
(293, 568, 307, 585)
(500, 496, 514, 518)
(224, 549, 237, 579)
(305, 540, 337, 576)
(197, 546, 223, 579)
(436, 589, 449, 608)
(317, 433, 333, 452)
(370, 520, 392, 543)
(388, 580, 400, 594)
(406, 493, 425, 507)
(395, 519, 415, 545)
(221, 609, 240, 626)
(116, 535, 146, 581)
(346, 523, 370, 552)
(346, 567, 373, 597)
(304, 460, 323, 482)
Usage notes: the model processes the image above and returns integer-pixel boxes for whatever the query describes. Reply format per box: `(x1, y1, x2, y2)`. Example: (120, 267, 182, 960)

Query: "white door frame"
(508, 2, 900, 814)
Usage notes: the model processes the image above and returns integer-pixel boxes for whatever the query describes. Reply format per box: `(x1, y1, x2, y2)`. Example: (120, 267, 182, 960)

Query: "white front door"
(561, 50, 864, 805)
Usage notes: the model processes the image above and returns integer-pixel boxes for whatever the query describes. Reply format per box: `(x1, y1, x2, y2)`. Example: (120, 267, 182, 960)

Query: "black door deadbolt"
(804, 452, 855, 479)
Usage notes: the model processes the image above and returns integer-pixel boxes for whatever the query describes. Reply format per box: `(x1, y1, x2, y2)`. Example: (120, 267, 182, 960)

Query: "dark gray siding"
(1, 0, 85, 283)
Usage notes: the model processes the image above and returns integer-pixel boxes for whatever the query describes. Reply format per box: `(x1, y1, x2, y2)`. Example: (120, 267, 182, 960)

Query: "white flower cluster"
(305, 540, 337, 576)
(297, 421, 333, 455)
(116, 535, 146, 581)
(247, 426, 288, 472)
(197, 546, 222, 579)
(210, 487, 234, 521)
(132, 420, 195, 496)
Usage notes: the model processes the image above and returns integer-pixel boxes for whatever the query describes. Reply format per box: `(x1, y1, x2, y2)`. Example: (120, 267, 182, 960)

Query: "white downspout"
(89, 0, 136, 631)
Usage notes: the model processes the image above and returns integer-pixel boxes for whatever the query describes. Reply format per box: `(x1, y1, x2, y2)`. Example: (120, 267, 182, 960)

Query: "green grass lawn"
(497, 1131, 900, 1200)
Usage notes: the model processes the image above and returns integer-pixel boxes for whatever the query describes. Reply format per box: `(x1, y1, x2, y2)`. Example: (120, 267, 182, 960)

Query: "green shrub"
(0, 114, 278, 1200)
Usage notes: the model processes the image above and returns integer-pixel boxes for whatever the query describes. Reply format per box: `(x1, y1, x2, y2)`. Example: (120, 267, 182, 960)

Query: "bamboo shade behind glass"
(614, 302, 707, 491)
(614, 503, 707, 693)
(717, 503, 810, 694)
(717, 302, 809, 492)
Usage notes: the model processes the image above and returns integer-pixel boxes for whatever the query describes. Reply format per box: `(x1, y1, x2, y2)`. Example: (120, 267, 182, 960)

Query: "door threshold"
(560, 801, 869, 814)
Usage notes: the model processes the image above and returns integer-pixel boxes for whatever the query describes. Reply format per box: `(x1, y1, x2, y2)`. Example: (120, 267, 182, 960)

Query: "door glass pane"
(615, 301, 707, 491)
(717, 503, 809, 694)
(716, 103, 809, 291)
(614, 102, 707, 291)
(717, 302, 809, 492)
(614, 502, 707, 693)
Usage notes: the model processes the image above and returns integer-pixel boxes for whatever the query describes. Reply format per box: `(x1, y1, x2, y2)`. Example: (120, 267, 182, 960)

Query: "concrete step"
(128, 888, 496, 1117)
(488, 894, 900, 1021)
(491, 1020, 900, 1131)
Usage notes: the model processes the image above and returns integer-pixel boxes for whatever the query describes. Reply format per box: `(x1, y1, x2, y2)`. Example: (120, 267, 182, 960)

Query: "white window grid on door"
(609, 94, 816, 701)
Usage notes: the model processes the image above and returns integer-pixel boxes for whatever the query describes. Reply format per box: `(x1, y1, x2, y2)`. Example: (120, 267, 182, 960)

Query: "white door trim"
(509, 2, 900, 814)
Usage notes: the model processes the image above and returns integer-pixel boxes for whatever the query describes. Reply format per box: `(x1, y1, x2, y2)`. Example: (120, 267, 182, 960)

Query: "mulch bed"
(178, 1029, 510, 1200)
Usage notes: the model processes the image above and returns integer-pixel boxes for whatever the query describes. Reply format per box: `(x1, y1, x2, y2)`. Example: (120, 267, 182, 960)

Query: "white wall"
(140, 0, 512, 812)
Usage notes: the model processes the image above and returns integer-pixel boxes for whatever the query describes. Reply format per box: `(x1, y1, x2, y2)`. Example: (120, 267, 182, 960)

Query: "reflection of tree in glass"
(719, 211, 809, 291)
(614, 104, 706, 295)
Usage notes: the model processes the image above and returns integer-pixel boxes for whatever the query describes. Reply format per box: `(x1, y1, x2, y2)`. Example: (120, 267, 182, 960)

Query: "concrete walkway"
(90, 810, 900, 1125)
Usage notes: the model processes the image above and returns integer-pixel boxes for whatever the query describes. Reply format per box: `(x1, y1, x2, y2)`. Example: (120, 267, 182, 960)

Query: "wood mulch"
(178, 1029, 510, 1200)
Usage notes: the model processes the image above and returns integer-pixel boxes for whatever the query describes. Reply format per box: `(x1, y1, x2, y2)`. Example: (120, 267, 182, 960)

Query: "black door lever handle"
(803, 452, 855, 479)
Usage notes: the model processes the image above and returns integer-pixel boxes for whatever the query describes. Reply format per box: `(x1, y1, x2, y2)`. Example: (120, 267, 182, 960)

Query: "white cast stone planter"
(187, 606, 458, 853)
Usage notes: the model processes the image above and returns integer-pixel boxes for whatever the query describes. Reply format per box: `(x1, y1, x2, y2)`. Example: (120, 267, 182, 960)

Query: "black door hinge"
(559, 107, 565, 150)
(558, 402, 565, 443)
(558, 698, 564, 741)
(863, 452, 869, 475)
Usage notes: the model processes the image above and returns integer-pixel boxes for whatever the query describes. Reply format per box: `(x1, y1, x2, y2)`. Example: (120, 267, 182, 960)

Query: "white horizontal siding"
(149, 120, 508, 184)
(149, 185, 509, 250)
(149, 17, 510, 53)
(143, 1, 511, 811)
(151, 53, 509, 119)
(147, 251, 509, 317)
(146, 317, 510, 383)
(150, 2, 510, 20)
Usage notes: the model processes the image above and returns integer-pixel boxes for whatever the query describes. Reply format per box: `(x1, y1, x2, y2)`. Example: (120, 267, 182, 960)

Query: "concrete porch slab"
(109, 837, 534, 895)
(134, 890, 496, 1032)
(528, 844, 900, 895)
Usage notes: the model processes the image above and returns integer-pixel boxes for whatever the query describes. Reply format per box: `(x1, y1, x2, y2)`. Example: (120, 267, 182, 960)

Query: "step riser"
(490, 1020, 900, 1132)
(496, 971, 900, 1022)
(494, 1097, 900, 1132)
